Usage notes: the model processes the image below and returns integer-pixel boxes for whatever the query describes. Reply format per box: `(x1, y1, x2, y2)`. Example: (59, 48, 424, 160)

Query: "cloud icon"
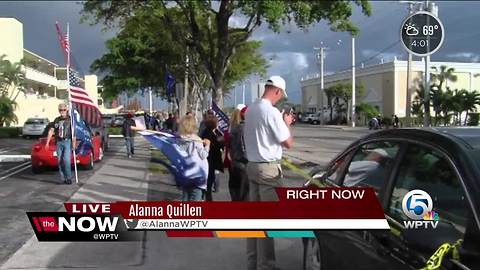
(406, 25, 419, 36)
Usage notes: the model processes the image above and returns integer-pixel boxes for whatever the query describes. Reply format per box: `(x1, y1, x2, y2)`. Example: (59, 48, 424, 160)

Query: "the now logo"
(34, 216, 118, 232)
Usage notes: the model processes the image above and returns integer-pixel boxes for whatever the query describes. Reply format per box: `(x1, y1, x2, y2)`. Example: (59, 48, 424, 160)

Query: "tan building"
(0, 18, 115, 127)
(300, 58, 480, 122)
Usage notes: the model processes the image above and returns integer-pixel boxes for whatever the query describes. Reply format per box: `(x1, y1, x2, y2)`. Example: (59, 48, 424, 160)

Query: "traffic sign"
(400, 11, 444, 56)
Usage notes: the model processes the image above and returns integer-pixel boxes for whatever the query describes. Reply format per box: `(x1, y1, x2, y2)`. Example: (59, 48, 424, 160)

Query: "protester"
(165, 113, 178, 132)
(177, 115, 211, 201)
(369, 116, 380, 130)
(393, 114, 400, 128)
(229, 106, 249, 201)
(121, 112, 141, 158)
(344, 148, 389, 187)
(244, 75, 293, 270)
(149, 112, 159, 130)
(45, 103, 76, 184)
(201, 115, 224, 201)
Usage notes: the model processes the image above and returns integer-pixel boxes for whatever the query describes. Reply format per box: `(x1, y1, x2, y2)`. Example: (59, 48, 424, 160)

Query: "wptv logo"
(402, 189, 439, 229)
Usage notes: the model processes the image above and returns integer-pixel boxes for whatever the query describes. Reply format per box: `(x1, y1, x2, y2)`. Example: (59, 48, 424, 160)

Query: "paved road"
(0, 126, 370, 269)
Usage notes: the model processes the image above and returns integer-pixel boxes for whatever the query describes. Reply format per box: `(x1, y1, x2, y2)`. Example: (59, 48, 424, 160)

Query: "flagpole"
(66, 23, 79, 184)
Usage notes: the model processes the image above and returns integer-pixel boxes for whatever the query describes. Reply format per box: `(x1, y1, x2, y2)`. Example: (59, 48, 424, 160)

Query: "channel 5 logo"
(402, 189, 440, 229)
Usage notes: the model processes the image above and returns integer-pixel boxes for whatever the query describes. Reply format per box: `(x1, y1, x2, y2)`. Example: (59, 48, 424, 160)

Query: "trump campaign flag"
(71, 109, 92, 156)
(211, 101, 229, 134)
(140, 131, 207, 187)
(164, 71, 175, 97)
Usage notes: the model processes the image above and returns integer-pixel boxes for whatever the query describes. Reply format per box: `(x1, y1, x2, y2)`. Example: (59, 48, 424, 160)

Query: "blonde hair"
(229, 109, 241, 130)
(179, 115, 198, 136)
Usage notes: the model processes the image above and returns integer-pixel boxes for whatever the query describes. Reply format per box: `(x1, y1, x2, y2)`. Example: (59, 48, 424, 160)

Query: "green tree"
(461, 90, 480, 125)
(431, 65, 458, 91)
(89, 7, 266, 112)
(355, 102, 379, 125)
(0, 55, 26, 101)
(0, 96, 17, 127)
(82, 0, 371, 106)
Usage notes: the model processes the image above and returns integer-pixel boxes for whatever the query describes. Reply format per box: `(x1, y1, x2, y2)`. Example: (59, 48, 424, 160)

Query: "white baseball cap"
(236, 104, 246, 110)
(368, 148, 389, 158)
(265, 75, 287, 97)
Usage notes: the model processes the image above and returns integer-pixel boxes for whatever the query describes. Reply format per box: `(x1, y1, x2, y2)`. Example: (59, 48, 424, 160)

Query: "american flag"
(69, 68, 102, 127)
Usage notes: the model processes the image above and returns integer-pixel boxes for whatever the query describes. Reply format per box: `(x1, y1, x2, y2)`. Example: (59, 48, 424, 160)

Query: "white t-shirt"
(244, 99, 290, 162)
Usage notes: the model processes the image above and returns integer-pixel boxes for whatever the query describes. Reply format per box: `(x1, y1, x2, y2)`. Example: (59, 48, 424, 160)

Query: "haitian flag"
(71, 109, 92, 156)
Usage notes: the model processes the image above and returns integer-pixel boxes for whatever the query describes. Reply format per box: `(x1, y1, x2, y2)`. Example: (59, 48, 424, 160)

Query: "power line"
(335, 40, 401, 72)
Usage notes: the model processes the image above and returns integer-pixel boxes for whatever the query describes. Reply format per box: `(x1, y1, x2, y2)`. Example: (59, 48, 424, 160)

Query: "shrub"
(0, 127, 21, 138)
(468, 113, 480, 126)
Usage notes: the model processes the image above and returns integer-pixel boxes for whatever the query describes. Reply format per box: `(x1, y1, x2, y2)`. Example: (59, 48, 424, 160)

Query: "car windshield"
(25, 119, 46, 124)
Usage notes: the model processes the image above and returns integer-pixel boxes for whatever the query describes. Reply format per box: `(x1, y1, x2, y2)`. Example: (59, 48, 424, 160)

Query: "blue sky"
(1, 1, 480, 110)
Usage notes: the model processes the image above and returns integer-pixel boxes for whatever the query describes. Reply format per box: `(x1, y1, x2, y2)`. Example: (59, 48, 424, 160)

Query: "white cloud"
(446, 52, 480, 62)
(266, 52, 309, 74)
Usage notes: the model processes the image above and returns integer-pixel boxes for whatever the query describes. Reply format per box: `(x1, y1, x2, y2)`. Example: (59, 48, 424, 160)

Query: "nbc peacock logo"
(423, 210, 439, 221)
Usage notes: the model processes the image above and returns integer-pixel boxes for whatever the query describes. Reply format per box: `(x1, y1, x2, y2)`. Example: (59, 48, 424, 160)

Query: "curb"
(0, 155, 31, 163)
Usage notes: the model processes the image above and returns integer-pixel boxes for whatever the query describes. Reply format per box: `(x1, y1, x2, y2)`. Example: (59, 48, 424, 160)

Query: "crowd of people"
(48, 76, 293, 270)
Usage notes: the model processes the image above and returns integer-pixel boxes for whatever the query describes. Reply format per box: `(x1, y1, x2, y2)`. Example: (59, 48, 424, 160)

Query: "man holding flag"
(45, 103, 76, 184)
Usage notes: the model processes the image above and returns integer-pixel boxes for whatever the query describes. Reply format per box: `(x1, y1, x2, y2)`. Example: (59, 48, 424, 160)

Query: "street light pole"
(406, 3, 414, 127)
(352, 36, 356, 128)
(242, 83, 246, 105)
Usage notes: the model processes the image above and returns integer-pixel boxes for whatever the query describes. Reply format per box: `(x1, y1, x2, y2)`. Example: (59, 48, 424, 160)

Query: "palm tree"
(0, 95, 17, 127)
(325, 85, 340, 122)
(0, 54, 26, 101)
(439, 88, 455, 126)
(431, 65, 458, 91)
(462, 90, 480, 125)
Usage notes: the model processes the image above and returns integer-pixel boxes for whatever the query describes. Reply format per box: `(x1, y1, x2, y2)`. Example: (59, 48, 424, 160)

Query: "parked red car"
(31, 135, 104, 174)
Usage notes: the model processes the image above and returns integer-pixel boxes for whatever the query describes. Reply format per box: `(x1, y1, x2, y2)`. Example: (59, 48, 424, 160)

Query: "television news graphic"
(402, 189, 440, 229)
(28, 188, 390, 241)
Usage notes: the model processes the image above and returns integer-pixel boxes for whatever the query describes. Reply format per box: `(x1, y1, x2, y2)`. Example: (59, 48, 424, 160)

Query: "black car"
(304, 128, 480, 270)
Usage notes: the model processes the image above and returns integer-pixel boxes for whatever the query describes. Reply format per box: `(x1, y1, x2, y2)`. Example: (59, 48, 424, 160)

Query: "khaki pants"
(246, 162, 283, 270)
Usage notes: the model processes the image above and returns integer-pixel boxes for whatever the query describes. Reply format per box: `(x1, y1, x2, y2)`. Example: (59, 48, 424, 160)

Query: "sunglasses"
(59, 109, 67, 112)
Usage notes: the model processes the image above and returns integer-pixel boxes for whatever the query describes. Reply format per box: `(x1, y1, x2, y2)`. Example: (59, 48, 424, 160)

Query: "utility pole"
(405, 2, 414, 127)
(351, 36, 356, 127)
(314, 43, 327, 124)
(423, 0, 438, 127)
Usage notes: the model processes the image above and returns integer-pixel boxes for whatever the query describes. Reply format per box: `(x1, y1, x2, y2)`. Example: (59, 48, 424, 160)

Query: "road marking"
(0, 161, 30, 175)
(0, 155, 31, 162)
(0, 164, 31, 181)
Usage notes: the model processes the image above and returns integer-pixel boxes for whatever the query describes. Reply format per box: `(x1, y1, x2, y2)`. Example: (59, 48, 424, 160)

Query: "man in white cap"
(244, 75, 293, 270)
(344, 148, 390, 187)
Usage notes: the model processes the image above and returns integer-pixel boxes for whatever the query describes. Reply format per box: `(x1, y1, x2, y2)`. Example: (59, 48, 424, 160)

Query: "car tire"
(32, 166, 43, 174)
(84, 152, 94, 170)
(312, 120, 319, 125)
(303, 238, 325, 270)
